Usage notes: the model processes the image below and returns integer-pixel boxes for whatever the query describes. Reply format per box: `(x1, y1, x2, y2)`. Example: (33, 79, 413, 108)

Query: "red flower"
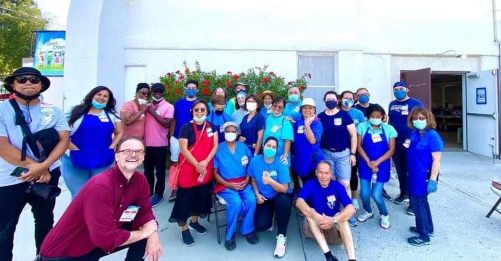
(174, 80, 179, 85)
(166, 85, 171, 90)
(185, 68, 190, 74)
(179, 75, 185, 80)
(202, 88, 210, 96)
(233, 74, 240, 81)
(202, 79, 210, 87)
(307, 73, 312, 79)
(227, 71, 232, 75)
(269, 71, 276, 77)
(262, 77, 270, 84)
(300, 85, 305, 91)
(166, 72, 172, 77)
(175, 70, 180, 74)
(225, 81, 232, 88)
(287, 81, 293, 86)
(175, 89, 182, 95)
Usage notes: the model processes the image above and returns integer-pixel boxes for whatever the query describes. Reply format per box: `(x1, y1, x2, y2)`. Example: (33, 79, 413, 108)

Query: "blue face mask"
(342, 99, 354, 108)
(394, 89, 407, 100)
(325, 100, 338, 110)
(185, 89, 198, 98)
(91, 100, 106, 109)
(369, 118, 382, 126)
(358, 94, 369, 103)
(413, 119, 427, 130)
(263, 147, 277, 158)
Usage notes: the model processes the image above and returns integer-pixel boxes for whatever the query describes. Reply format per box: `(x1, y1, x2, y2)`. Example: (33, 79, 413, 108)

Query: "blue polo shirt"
(298, 179, 352, 216)
(407, 129, 443, 197)
(388, 98, 423, 142)
(284, 101, 302, 122)
(346, 108, 366, 126)
(173, 99, 196, 138)
(240, 113, 265, 151)
(249, 155, 290, 199)
(214, 141, 252, 180)
(292, 117, 324, 177)
(318, 110, 353, 151)
(263, 114, 294, 156)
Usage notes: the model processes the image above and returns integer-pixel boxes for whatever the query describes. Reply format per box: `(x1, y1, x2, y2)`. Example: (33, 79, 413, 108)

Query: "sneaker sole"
(394, 199, 409, 205)
(184, 241, 195, 247)
(408, 241, 431, 246)
(406, 211, 415, 216)
(357, 215, 374, 222)
(188, 226, 208, 235)
(380, 224, 391, 229)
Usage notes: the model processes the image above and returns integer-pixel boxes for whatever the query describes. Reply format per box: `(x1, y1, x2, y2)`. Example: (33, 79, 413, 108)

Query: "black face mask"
(215, 110, 223, 115)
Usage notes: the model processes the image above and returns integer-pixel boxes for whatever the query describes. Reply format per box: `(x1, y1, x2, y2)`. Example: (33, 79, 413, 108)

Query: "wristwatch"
(350, 152, 356, 156)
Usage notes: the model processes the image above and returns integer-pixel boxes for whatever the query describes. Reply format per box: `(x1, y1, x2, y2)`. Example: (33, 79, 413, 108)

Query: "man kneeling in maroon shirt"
(37, 137, 163, 261)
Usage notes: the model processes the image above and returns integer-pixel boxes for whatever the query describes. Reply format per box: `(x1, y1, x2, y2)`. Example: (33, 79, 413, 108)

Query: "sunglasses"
(15, 76, 41, 84)
(193, 108, 206, 113)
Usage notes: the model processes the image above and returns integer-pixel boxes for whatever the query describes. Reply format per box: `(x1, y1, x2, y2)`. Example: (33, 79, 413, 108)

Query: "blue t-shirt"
(407, 129, 444, 197)
(318, 110, 354, 151)
(346, 108, 366, 126)
(214, 142, 252, 180)
(263, 115, 294, 156)
(259, 106, 272, 119)
(388, 98, 423, 142)
(292, 117, 324, 177)
(249, 155, 291, 199)
(298, 179, 352, 216)
(284, 101, 302, 122)
(173, 99, 196, 138)
(207, 111, 232, 142)
(240, 113, 265, 151)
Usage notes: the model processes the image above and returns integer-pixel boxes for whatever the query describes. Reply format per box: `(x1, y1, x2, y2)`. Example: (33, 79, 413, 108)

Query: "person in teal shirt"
(284, 86, 302, 122)
(263, 98, 294, 165)
(224, 83, 247, 116)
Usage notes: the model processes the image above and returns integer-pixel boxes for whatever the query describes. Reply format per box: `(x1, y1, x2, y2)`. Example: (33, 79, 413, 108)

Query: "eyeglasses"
(15, 76, 41, 84)
(193, 108, 206, 113)
(118, 149, 145, 156)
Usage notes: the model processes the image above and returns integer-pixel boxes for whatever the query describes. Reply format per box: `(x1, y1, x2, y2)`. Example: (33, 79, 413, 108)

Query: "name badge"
(207, 127, 214, 137)
(401, 105, 409, 115)
(119, 205, 140, 222)
(40, 108, 54, 125)
(219, 126, 224, 133)
(401, 110, 409, 115)
(241, 156, 249, 166)
(371, 133, 382, 143)
(334, 118, 342, 126)
(297, 125, 305, 134)
(99, 115, 110, 122)
(327, 195, 336, 209)
(271, 125, 280, 133)
(269, 170, 277, 177)
(403, 139, 411, 148)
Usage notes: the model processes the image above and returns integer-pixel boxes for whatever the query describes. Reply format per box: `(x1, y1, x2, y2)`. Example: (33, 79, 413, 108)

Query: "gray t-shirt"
(0, 100, 70, 187)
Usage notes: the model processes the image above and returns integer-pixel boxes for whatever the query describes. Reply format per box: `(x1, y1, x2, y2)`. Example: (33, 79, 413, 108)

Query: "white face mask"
(193, 115, 206, 124)
(152, 96, 163, 102)
(246, 102, 257, 112)
(224, 132, 237, 142)
(137, 98, 148, 105)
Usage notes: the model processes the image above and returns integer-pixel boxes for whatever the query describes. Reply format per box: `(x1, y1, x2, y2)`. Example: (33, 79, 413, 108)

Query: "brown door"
(400, 68, 432, 109)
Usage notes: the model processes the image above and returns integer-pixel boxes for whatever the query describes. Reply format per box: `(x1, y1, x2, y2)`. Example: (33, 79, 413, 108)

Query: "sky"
(35, 0, 70, 30)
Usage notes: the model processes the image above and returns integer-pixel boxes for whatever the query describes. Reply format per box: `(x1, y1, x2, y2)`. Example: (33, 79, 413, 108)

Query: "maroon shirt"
(40, 166, 155, 258)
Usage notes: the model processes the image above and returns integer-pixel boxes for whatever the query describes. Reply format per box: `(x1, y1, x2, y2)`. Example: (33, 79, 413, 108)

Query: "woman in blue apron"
(208, 95, 232, 142)
(356, 104, 396, 229)
(62, 86, 124, 198)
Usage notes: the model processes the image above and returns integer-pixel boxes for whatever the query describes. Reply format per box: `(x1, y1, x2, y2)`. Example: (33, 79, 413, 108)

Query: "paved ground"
(13, 151, 501, 261)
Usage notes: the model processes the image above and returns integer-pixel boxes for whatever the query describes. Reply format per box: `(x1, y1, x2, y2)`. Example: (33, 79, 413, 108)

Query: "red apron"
(178, 122, 215, 188)
(214, 177, 247, 194)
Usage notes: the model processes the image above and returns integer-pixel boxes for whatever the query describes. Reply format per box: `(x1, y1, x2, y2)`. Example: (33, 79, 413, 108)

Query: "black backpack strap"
(9, 99, 41, 161)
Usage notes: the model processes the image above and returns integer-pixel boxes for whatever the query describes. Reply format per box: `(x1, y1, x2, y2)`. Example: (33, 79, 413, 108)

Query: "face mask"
(224, 132, 237, 142)
(264, 103, 272, 109)
(394, 89, 407, 100)
(185, 89, 197, 98)
(246, 102, 257, 111)
(193, 115, 206, 124)
(263, 147, 277, 158)
(413, 119, 427, 130)
(91, 100, 106, 109)
(152, 96, 163, 102)
(215, 110, 223, 115)
(369, 118, 382, 126)
(358, 94, 369, 103)
(137, 98, 148, 105)
(325, 100, 337, 110)
(288, 94, 300, 102)
(342, 99, 354, 108)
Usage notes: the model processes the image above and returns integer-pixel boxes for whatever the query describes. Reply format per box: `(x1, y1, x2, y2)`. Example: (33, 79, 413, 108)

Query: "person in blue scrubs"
(213, 122, 258, 250)
(406, 108, 443, 246)
(258, 90, 276, 119)
(292, 98, 324, 183)
(356, 104, 397, 229)
(249, 137, 292, 258)
(208, 87, 228, 112)
(231, 91, 248, 126)
(284, 86, 302, 122)
(239, 95, 265, 155)
(388, 81, 424, 214)
(263, 98, 294, 166)
(207, 95, 232, 142)
(296, 161, 356, 261)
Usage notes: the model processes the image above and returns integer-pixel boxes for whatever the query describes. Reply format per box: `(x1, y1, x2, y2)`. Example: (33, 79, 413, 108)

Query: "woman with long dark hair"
(62, 86, 124, 198)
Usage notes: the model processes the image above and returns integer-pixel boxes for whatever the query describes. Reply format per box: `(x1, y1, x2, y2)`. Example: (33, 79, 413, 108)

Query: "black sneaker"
(382, 189, 392, 201)
(407, 235, 431, 246)
(394, 194, 409, 205)
(406, 206, 415, 216)
(245, 232, 259, 245)
(182, 230, 195, 247)
(224, 237, 236, 251)
(168, 190, 177, 202)
(188, 221, 207, 235)
(409, 226, 434, 237)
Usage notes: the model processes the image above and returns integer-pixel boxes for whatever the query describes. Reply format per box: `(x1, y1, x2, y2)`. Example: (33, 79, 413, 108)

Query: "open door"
(465, 70, 498, 158)
(401, 68, 432, 109)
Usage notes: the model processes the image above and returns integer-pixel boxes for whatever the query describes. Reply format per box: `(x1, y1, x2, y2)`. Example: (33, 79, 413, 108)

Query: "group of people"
(0, 67, 443, 261)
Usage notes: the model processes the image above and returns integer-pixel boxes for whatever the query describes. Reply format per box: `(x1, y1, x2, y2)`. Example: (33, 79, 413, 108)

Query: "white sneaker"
(380, 215, 390, 229)
(357, 211, 373, 222)
(352, 199, 360, 210)
(274, 234, 287, 258)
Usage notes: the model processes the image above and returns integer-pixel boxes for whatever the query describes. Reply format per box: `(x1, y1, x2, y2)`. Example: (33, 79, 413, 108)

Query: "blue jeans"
(218, 186, 256, 240)
(360, 179, 388, 216)
(410, 194, 434, 240)
(61, 154, 110, 198)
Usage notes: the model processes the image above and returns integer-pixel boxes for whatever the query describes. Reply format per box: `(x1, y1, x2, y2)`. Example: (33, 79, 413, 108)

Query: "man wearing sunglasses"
(0, 67, 70, 261)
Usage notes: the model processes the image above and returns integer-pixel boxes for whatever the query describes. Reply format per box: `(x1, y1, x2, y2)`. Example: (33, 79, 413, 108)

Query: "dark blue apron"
(292, 118, 323, 178)
(358, 125, 390, 182)
(70, 112, 115, 170)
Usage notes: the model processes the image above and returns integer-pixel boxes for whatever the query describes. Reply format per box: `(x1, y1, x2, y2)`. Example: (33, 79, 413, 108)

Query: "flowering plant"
(159, 61, 309, 103)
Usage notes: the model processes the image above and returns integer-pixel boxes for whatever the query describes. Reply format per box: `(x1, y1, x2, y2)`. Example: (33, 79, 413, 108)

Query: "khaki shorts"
(302, 219, 343, 245)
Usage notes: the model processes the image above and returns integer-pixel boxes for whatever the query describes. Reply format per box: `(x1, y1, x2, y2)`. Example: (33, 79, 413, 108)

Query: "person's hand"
(147, 105, 157, 115)
(319, 214, 335, 230)
(196, 160, 208, 173)
(280, 154, 289, 165)
(238, 136, 246, 142)
(256, 193, 267, 204)
(228, 183, 241, 191)
(20, 162, 48, 182)
(262, 172, 272, 185)
(349, 155, 356, 166)
(144, 232, 163, 261)
(139, 104, 148, 113)
(284, 116, 295, 123)
(36, 170, 52, 183)
(304, 116, 314, 127)
(369, 160, 379, 168)
(427, 179, 438, 194)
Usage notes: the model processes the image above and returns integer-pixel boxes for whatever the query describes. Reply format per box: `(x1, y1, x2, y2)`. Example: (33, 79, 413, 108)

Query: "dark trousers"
(254, 193, 293, 236)
(144, 146, 167, 197)
(0, 168, 60, 261)
(410, 194, 434, 240)
(392, 143, 408, 196)
(37, 239, 147, 261)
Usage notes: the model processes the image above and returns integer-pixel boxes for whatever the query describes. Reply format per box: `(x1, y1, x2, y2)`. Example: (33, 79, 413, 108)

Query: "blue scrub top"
(207, 111, 232, 142)
(263, 114, 294, 156)
(318, 110, 353, 151)
(407, 129, 443, 197)
(388, 98, 423, 142)
(298, 179, 352, 216)
(346, 108, 366, 126)
(292, 117, 324, 177)
(214, 141, 252, 180)
(240, 113, 265, 152)
(284, 101, 302, 122)
(249, 155, 291, 199)
(259, 106, 272, 119)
